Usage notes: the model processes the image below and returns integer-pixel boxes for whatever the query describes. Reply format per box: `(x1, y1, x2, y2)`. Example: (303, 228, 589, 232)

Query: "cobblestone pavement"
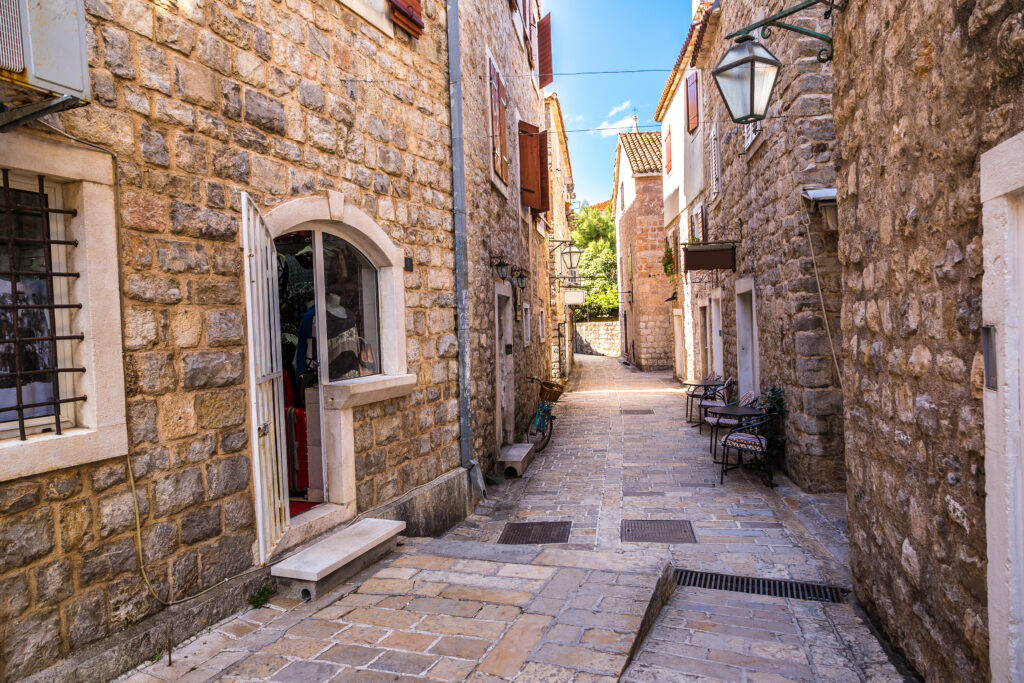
(127, 355, 908, 682)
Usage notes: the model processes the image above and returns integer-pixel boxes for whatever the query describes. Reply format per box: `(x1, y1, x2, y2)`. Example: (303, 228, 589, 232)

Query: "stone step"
(499, 443, 536, 478)
(271, 518, 405, 600)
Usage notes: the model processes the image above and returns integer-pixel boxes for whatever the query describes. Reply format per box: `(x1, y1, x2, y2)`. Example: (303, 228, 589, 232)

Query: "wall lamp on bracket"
(494, 260, 511, 281)
(714, 0, 844, 124)
(549, 240, 583, 272)
(513, 269, 529, 290)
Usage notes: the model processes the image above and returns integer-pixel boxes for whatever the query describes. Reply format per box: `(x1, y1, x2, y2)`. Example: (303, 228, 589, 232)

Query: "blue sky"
(541, 0, 696, 205)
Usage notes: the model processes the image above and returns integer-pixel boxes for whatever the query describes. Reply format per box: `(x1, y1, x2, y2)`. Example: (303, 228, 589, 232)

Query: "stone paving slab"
(126, 355, 909, 682)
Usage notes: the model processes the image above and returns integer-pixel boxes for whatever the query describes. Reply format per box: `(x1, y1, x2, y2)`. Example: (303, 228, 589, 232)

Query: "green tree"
(569, 204, 618, 318)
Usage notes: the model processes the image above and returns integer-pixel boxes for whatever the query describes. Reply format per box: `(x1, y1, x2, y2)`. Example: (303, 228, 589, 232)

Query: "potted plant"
(662, 242, 675, 276)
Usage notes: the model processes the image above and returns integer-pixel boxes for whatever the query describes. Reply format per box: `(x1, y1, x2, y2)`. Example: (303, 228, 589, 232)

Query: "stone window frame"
(981, 128, 1024, 681)
(488, 48, 512, 198)
(338, 0, 395, 38)
(259, 192, 415, 551)
(0, 130, 128, 483)
(523, 304, 531, 346)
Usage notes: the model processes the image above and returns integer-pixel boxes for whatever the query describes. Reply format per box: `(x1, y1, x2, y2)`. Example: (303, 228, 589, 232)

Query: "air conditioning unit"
(0, 0, 90, 131)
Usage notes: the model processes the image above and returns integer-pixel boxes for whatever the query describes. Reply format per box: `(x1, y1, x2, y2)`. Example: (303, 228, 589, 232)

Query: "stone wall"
(620, 174, 674, 370)
(686, 0, 843, 492)
(574, 319, 621, 357)
(832, 1, 1024, 678)
(0, 0, 457, 678)
(458, 0, 549, 467)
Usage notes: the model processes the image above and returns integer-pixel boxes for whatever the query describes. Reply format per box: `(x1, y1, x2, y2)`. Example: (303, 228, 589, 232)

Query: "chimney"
(632, 115, 639, 132)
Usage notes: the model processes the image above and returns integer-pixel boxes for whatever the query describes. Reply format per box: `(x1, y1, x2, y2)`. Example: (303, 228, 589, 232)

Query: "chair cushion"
(699, 400, 726, 408)
(705, 416, 739, 427)
(722, 432, 768, 451)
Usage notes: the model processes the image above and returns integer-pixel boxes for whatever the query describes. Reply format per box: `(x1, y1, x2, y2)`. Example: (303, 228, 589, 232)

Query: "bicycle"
(526, 378, 564, 452)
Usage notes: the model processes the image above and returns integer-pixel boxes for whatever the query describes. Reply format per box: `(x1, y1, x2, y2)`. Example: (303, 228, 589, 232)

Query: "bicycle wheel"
(527, 408, 553, 452)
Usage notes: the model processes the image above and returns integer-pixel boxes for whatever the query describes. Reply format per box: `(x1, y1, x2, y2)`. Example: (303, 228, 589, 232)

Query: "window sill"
(322, 373, 417, 410)
(0, 422, 128, 483)
(744, 132, 766, 161)
(339, 0, 395, 37)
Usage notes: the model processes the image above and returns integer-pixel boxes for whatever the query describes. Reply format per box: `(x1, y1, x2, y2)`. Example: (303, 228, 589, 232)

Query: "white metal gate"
(242, 193, 289, 564)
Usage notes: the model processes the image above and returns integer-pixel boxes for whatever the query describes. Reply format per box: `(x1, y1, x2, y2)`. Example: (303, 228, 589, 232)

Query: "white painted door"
(495, 287, 514, 446)
(672, 311, 685, 379)
(737, 291, 756, 396)
(710, 297, 724, 377)
(242, 193, 290, 564)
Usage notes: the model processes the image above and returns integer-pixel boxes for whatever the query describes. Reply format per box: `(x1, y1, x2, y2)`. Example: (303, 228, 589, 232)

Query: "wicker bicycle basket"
(538, 381, 564, 403)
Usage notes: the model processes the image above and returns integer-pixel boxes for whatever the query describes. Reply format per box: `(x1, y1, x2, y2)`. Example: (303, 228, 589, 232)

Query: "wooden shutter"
(498, 73, 509, 182)
(519, 122, 542, 209)
(490, 61, 501, 177)
(537, 130, 549, 213)
(665, 128, 672, 173)
(686, 72, 699, 133)
(389, 0, 424, 38)
(538, 13, 552, 88)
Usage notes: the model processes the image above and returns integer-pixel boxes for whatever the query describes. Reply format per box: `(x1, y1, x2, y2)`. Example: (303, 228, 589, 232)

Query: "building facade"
(613, 129, 672, 370)
(544, 93, 576, 383)
(0, 0, 568, 678)
(660, 0, 845, 492)
(833, 2, 1024, 679)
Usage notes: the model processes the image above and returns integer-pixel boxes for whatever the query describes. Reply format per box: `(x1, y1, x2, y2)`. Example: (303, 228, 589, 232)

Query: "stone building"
(658, 0, 845, 492)
(832, 2, 1023, 679)
(0, 0, 566, 678)
(454, 0, 554, 467)
(613, 127, 673, 370)
(544, 92, 576, 383)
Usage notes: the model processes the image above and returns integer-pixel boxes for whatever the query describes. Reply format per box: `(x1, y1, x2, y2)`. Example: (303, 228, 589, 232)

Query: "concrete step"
(499, 443, 535, 478)
(271, 518, 405, 600)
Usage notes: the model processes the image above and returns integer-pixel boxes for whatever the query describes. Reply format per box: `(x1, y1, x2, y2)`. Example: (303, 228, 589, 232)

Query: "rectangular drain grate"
(620, 409, 654, 415)
(621, 519, 697, 544)
(498, 521, 572, 545)
(675, 569, 846, 603)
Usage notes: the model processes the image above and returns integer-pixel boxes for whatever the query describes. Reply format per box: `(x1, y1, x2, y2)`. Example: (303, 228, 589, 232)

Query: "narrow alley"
(125, 356, 908, 682)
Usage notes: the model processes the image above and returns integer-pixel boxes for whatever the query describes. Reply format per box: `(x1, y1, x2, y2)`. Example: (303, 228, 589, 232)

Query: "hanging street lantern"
(514, 270, 528, 289)
(715, 0, 844, 124)
(495, 260, 510, 280)
(561, 244, 582, 272)
(712, 36, 781, 125)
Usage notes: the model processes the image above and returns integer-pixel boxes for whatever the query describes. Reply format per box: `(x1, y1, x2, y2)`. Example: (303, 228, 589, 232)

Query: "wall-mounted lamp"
(715, 0, 844, 124)
(495, 260, 510, 280)
(561, 245, 582, 272)
(514, 270, 528, 290)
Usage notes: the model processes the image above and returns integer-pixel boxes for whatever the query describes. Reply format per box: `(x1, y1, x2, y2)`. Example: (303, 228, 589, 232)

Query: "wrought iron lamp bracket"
(725, 0, 845, 63)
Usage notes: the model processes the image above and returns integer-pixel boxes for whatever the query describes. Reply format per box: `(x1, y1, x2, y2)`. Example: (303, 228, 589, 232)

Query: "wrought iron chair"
(705, 390, 758, 459)
(685, 372, 719, 423)
(696, 377, 734, 433)
(719, 414, 778, 486)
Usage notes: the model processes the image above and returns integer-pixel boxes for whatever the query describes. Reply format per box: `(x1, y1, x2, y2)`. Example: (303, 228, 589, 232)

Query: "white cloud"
(607, 100, 631, 117)
(575, 115, 584, 122)
(594, 115, 635, 137)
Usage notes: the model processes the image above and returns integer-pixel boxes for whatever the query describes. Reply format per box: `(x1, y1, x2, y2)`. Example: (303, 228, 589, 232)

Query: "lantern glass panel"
(752, 61, 779, 117)
(714, 61, 752, 121)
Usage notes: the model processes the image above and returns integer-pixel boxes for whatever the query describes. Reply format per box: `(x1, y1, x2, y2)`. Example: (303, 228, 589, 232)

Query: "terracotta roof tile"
(619, 132, 663, 175)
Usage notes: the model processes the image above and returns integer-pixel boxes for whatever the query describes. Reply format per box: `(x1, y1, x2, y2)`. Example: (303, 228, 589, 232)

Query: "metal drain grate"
(621, 520, 697, 543)
(497, 521, 572, 544)
(620, 409, 654, 415)
(675, 569, 846, 603)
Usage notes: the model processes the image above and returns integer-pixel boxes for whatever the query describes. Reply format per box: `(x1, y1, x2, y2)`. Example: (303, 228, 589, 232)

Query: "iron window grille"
(0, 170, 85, 441)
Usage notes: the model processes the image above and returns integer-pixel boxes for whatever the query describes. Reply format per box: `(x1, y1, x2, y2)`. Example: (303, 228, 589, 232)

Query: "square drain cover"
(620, 409, 654, 415)
(498, 521, 572, 545)
(621, 519, 697, 544)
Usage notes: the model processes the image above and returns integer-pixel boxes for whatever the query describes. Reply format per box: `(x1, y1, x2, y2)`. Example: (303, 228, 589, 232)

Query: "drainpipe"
(447, 0, 486, 498)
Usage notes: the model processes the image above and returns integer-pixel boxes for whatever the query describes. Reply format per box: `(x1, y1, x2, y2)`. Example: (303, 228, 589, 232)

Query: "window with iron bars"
(0, 171, 85, 441)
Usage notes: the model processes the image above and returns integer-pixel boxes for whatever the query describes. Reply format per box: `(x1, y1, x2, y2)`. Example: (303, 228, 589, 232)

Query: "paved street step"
(498, 443, 535, 477)
(271, 518, 405, 600)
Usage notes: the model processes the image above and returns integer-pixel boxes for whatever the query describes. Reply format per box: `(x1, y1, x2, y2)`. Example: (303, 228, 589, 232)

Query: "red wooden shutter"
(686, 73, 699, 133)
(389, 0, 424, 38)
(519, 121, 542, 209)
(537, 130, 550, 213)
(490, 61, 501, 177)
(498, 73, 509, 182)
(538, 13, 553, 88)
(665, 128, 672, 173)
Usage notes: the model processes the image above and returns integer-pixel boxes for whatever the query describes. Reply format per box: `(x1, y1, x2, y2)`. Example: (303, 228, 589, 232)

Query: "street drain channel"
(497, 521, 572, 544)
(621, 519, 697, 543)
(674, 569, 846, 603)
(620, 409, 654, 415)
